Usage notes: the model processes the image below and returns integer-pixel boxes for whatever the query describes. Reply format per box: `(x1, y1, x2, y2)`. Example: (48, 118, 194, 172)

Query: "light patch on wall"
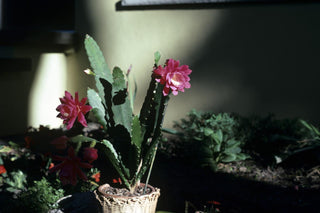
(28, 53, 67, 129)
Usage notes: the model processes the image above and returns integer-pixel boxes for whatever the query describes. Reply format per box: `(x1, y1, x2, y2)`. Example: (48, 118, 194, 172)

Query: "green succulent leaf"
(87, 88, 107, 129)
(111, 67, 133, 136)
(204, 128, 214, 137)
(140, 82, 165, 146)
(300, 119, 320, 137)
(236, 153, 249, 161)
(224, 146, 241, 154)
(132, 116, 143, 149)
(136, 144, 158, 182)
(226, 139, 241, 148)
(211, 129, 223, 144)
(112, 67, 126, 92)
(139, 79, 157, 127)
(69, 135, 96, 144)
(221, 153, 237, 162)
(213, 144, 221, 152)
(127, 71, 137, 111)
(84, 35, 113, 84)
(99, 139, 131, 189)
(85, 35, 113, 107)
(131, 116, 143, 173)
(199, 144, 213, 157)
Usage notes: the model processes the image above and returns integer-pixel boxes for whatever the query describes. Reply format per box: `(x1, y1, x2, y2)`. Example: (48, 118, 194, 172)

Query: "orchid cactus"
(58, 35, 192, 192)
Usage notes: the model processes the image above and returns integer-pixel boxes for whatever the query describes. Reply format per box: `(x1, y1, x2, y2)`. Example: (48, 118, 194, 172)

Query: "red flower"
(49, 163, 55, 170)
(153, 59, 191, 96)
(50, 147, 92, 185)
(112, 177, 122, 184)
(50, 136, 68, 150)
(207, 200, 221, 205)
(24, 136, 32, 149)
(0, 165, 6, 174)
(56, 91, 92, 130)
(83, 147, 98, 163)
(91, 172, 100, 182)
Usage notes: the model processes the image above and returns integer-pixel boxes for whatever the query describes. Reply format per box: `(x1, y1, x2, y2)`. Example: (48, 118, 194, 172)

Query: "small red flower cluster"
(25, 128, 99, 186)
(83, 147, 98, 163)
(52, 91, 100, 186)
(153, 59, 192, 96)
(91, 172, 100, 182)
(0, 165, 6, 174)
(49, 146, 99, 186)
(112, 177, 122, 184)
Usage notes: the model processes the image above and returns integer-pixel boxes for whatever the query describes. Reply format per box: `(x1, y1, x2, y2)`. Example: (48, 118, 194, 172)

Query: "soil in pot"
(101, 184, 154, 197)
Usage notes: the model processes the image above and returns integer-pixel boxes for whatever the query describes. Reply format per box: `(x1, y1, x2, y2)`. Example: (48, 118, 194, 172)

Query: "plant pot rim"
(97, 183, 158, 199)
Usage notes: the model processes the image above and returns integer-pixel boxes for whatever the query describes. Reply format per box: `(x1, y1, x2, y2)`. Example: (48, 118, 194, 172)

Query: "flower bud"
(84, 69, 95, 76)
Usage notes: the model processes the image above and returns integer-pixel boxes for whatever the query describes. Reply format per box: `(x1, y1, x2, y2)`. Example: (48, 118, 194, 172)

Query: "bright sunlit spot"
(28, 53, 67, 128)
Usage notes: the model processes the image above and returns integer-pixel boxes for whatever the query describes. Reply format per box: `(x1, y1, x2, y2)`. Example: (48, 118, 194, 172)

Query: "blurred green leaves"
(173, 110, 248, 170)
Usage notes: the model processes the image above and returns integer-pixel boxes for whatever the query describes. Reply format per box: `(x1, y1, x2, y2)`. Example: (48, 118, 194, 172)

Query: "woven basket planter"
(94, 183, 160, 213)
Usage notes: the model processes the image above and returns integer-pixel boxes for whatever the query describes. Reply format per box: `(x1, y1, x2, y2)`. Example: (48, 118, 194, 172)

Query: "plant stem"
(143, 146, 157, 194)
(89, 140, 96, 148)
(74, 142, 82, 155)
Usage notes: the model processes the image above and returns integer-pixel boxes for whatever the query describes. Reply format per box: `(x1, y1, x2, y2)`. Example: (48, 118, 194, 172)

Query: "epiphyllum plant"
(57, 35, 191, 193)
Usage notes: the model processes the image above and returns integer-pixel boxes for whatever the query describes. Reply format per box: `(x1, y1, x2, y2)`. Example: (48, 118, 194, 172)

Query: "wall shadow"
(190, 3, 320, 123)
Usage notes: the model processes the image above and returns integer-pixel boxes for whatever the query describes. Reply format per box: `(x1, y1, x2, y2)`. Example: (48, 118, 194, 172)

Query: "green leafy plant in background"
(274, 119, 320, 165)
(19, 177, 65, 212)
(4, 170, 27, 194)
(0, 131, 101, 212)
(236, 114, 320, 166)
(171, 109, 248, 170)
(0, 143, 29, 195)
(300, 119, 320, 139)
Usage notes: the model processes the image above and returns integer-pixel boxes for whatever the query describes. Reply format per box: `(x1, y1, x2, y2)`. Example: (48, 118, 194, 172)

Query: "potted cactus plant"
(56, 35, 192, 212)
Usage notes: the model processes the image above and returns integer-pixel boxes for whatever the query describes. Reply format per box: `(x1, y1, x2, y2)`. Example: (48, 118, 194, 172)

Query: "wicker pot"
(94, 183, 160, 213)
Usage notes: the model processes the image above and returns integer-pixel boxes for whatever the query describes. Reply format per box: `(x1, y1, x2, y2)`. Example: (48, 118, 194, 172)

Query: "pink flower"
(50, 147, 92, 185)
(56, 91, 92, 130)
(83, 147, 98, 163)
(153, 59, 192, 96)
